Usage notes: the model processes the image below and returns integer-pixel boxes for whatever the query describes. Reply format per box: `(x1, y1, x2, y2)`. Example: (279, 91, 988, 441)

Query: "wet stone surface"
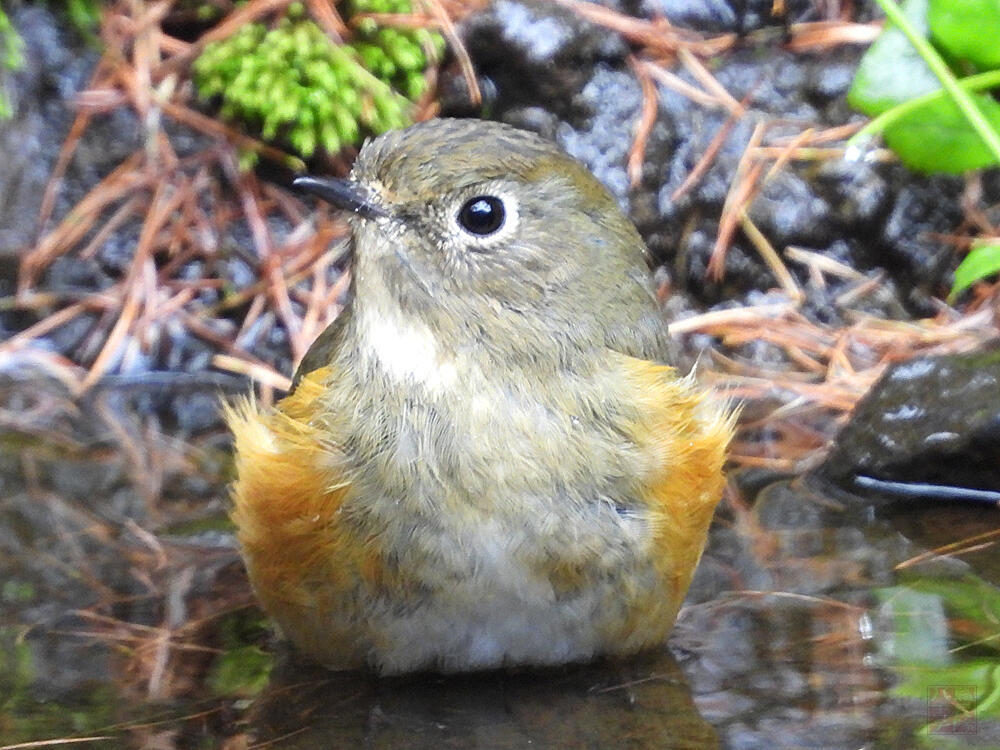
(815, 346, 1000, 503)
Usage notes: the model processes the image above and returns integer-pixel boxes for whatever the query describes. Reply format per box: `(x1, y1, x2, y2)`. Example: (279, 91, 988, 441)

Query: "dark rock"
(44, 255, 113, 293)
(2, 0, 982, 387)
(715, 50, 817, 120)
(558, 65, 645, 204)
(173, 389, 226, 433)
(813, 346, 1000, 504)
(748, 170, 834, 248)
(452, 0, 627, 121)
(813, 161, 890, 231)
(46, 310, 99, 356)
(804, 49, 861, 108)
(879, 173, 965, 309)
(641, 0, 739, 32)
(94, 218, 143, 277)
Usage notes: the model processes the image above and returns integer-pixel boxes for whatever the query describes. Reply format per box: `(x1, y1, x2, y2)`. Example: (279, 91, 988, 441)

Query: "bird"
(226, 117, 735, 675)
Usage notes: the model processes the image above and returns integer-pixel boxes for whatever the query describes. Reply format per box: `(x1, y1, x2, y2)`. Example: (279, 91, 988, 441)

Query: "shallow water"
(0, 382, 997, 749)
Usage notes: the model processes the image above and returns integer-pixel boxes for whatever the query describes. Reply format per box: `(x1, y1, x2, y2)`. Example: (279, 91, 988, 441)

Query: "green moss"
(207, 610, 274, 697)
(0, 5, 24, 120)
(193, 0, 445, 159)
(63, 0, 102, 39)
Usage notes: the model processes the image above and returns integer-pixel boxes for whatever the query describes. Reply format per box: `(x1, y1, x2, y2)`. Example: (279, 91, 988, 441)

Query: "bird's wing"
(290, 306, 352, 392)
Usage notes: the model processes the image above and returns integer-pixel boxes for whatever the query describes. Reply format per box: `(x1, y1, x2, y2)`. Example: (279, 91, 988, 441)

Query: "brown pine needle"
(671, 88, 755, 202)
(785, 246, 868, 283)
(627, 56, 659, 188)
(553, 0, 737, 57)
(213, 354, 292, 391)
(160, 101, 306, 171)
(710, 160, 764, 280)
(738, 208, 803, 302)
(895, 527, 1000, 571)
(668, 301, 796, 335)
(0, 294, 120, 355)
(677, 47, 743, 116)
(21, 154, 149, 293)
(81, 280, 143, 391)
(785, 20, 882, 52)
(0, 738, 117, 749)
(708, 121, 766, 280)
(159, 0, 295, 76)
(771, 122, 863, 146)
(425, 0, 481, 105)
(37, 104, 95, 234)
(644, 62, 722, 108)
(307, 0, 349, 39)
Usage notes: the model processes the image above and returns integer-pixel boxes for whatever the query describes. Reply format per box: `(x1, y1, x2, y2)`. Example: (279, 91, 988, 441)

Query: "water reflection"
(249, 652, 717, 749)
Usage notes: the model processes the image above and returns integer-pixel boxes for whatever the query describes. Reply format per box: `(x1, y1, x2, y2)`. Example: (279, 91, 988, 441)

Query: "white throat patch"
(358, 302, 458, 391)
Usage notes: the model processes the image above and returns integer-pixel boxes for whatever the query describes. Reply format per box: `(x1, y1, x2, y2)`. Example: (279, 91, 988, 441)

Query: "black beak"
(292, 176, 389, 220)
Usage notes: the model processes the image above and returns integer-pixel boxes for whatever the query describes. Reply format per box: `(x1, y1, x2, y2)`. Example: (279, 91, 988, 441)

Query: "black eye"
(457, 196, 505, 236)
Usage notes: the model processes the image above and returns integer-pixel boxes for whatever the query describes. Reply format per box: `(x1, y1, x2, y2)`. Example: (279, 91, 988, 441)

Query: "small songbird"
(227, 118, 735, 675)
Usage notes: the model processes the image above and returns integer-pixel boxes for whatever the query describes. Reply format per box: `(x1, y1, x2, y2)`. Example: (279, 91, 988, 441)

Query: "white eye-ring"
(450, 189, 519, 248)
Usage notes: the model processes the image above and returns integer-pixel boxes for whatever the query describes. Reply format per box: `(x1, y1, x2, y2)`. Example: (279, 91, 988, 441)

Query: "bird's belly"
(364, 514, 670, 674)
(373, 572, 613, 674)
(297, 374, 677, 673)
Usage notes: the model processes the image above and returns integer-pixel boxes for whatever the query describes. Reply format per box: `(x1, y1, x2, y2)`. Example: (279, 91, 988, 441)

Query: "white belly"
(366, 516, 656, 674)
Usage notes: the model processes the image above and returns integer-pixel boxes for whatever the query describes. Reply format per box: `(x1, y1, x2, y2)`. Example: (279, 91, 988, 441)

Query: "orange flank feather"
(226, 367, 372, 666)
(594, 354, 735, 650)
(621, 355, 735, 612)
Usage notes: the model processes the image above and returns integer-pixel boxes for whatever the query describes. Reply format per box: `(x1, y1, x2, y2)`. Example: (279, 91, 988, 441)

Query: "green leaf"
(928, 0, 1000, 70)
(950, 241, 1000, 300)
(881, 91, 1000, 172)
(848, 0, 940, 116)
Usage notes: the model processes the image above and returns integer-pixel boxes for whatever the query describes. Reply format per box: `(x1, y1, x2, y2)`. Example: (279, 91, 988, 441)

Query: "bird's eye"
(457, 196, 506, 236)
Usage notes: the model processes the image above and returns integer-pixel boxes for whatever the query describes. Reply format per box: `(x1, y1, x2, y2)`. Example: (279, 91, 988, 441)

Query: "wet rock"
(813, 346, 1000, 504)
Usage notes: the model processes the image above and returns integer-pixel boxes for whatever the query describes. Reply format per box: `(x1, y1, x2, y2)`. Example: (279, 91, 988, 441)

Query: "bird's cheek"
(351, 221, 395, 261)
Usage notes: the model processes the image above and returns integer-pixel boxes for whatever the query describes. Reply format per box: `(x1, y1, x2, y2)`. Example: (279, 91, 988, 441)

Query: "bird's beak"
(293, 176, 389, 221)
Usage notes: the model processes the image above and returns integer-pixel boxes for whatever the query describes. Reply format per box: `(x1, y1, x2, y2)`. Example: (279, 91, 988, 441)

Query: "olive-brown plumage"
(227, 118, 735, 674)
